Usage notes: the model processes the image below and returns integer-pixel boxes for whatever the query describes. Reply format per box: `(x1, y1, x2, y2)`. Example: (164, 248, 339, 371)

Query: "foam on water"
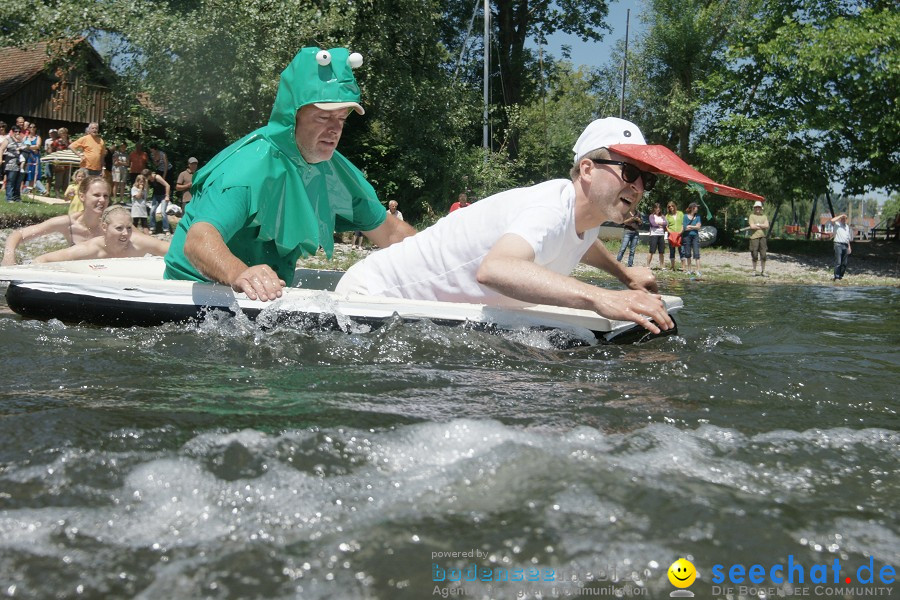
(0, 420, 896, 598)
(1, 278, 897, 598)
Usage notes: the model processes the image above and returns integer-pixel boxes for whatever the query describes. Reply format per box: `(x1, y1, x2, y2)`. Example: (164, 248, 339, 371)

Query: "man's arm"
(581, 239, 658, 293)
(183, 222, 285, 301)
(475, 234, 672, 333)
(831, 213, 847, 223)
(363, 215, 416, 248)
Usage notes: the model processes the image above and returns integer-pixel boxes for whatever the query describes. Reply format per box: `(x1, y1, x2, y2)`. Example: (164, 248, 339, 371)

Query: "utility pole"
(483, 0, 490, 160)
(619, 9, 630, 119)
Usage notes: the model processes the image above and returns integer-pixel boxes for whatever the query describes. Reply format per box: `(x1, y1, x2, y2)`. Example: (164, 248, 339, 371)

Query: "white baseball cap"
(573, 117, 647, 163)
(753, 200, 764, 208)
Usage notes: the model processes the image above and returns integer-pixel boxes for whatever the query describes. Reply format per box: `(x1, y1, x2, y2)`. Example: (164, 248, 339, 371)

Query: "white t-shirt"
(833, 221, 851, 244)
(387, 209, 404, 221)
(338, 179, 600, 306)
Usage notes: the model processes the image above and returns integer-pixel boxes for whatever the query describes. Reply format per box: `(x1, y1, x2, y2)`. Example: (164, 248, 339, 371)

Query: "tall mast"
(619, 9, 630, 118)
(483, 0, 490, 157)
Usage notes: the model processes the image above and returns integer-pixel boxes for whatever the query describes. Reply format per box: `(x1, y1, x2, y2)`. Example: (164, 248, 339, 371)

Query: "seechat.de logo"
(668, 558, 697, 597)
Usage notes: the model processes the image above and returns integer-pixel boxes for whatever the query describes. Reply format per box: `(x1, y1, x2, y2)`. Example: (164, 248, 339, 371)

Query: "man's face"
(88, 123, 99, 135)
(188, 162, 198, 172)
(587, 150, 646, 223)
(295, 105, 348, 164)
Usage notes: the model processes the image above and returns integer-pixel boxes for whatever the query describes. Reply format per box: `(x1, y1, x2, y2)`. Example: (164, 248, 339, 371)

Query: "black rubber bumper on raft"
(5, 284, 676, 348)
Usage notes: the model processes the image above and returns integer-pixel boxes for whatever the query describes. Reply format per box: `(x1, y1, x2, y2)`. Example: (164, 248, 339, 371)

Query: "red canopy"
(610, 144, 765, 202)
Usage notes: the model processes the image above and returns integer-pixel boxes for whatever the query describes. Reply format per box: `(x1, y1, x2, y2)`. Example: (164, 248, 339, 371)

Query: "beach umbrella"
(42, 149, 81, 166)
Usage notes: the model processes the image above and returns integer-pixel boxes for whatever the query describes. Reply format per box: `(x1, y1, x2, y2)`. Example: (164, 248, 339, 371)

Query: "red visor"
(610, 144, 764, 202)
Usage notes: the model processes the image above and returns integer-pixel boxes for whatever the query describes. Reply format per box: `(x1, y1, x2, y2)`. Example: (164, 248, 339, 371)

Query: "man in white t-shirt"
(337, 117, 760, 333)
(830, 213, 851, 281)
(337, 117, 679, 333)
(387, 199, 403, 221)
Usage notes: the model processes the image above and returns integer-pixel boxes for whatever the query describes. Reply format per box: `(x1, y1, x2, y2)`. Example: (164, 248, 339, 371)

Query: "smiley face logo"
(667, 558, 697, 588)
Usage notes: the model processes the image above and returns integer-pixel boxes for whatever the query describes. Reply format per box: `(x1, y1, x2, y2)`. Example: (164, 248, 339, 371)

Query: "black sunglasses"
(591, 159, 657, 191)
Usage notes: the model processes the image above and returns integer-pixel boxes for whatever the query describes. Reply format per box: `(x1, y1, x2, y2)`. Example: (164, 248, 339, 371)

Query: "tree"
(515, 62, 605, 183)
(622, 0, 759, 158)
(443, 0, 612, 157)
(723, 0, 900, 193)
(0, 0, 481, 222)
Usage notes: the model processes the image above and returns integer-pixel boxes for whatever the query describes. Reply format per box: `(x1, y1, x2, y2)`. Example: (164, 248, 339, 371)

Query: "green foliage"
(879, 193, 900, 223)
(3, 0, 894, 222)
(515, 63, 603, 182)
(623, 0, 758, 156)
(723, 1, 900, 193)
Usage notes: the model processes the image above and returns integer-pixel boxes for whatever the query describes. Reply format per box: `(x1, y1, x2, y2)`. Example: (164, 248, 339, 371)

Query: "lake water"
(0, 277, 897, 599)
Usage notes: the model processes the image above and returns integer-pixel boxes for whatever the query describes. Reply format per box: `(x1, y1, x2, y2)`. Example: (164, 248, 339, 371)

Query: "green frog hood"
(190, 47, 376, 258)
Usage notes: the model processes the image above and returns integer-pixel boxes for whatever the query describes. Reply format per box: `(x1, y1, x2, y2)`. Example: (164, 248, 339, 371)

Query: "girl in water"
(34, 205, 170, 263)
(3, 175, 109, 265)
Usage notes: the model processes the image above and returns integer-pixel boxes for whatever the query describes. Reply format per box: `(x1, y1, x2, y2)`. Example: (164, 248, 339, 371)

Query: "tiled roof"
(0, 41, 53, 100)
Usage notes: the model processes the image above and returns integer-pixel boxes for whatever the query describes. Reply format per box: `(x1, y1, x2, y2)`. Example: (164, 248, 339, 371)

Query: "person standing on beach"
(164, 46, 416, 300)
(175, 157, 199, 205)
(128, 143, 148, 186)
(387, 199, 403, 221)
(449, 193, 470, 213)
(682, 202, 702, 277)
(748, 200, 769, 276)
(665, 201, 684, 271)
(1, 126, 26, 202)
(616, 210, 643, 267)
(646, 202, 666, 269)
(831, 213, 851, 281)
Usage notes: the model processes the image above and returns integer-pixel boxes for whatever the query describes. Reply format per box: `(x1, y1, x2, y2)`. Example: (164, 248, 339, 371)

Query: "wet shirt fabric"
(163, 47, 385, 284)
(338, 179, 599, 307)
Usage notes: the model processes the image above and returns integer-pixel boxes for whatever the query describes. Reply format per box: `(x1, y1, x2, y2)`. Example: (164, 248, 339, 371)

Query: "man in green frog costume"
(164, 47, 415, 301)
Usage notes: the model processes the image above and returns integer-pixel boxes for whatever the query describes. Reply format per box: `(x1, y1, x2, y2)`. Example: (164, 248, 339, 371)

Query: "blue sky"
(537, 0, 647, 70)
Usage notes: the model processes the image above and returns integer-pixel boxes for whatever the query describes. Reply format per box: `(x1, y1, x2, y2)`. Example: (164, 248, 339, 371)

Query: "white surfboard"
(0, 257, 682, 347)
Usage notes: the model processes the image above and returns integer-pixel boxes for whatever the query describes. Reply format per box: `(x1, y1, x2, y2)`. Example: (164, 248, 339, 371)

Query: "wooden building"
(0, 38, 115, 135)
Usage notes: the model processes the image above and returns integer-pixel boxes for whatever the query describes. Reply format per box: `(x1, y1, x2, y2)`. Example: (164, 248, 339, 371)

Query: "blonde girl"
(2, 176, 110, 265)
(65, 168, 89, 213)
(34, 205, 170, 263)
(131, 174, 150, 233)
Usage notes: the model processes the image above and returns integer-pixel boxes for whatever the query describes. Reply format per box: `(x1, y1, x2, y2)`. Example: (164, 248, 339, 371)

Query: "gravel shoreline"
(578, 246, 900, 286)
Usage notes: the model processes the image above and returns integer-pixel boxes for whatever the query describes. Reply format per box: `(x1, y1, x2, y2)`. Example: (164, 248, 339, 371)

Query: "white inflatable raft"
(0, 258, 682, 347)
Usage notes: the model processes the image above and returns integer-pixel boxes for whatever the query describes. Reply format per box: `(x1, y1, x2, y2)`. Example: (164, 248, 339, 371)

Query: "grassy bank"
(0, 195, 68, 228)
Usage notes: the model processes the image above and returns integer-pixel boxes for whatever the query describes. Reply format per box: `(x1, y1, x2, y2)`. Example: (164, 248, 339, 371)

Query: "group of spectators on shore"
(1, 115, 201, 237)
(614, 200, 710, 278)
